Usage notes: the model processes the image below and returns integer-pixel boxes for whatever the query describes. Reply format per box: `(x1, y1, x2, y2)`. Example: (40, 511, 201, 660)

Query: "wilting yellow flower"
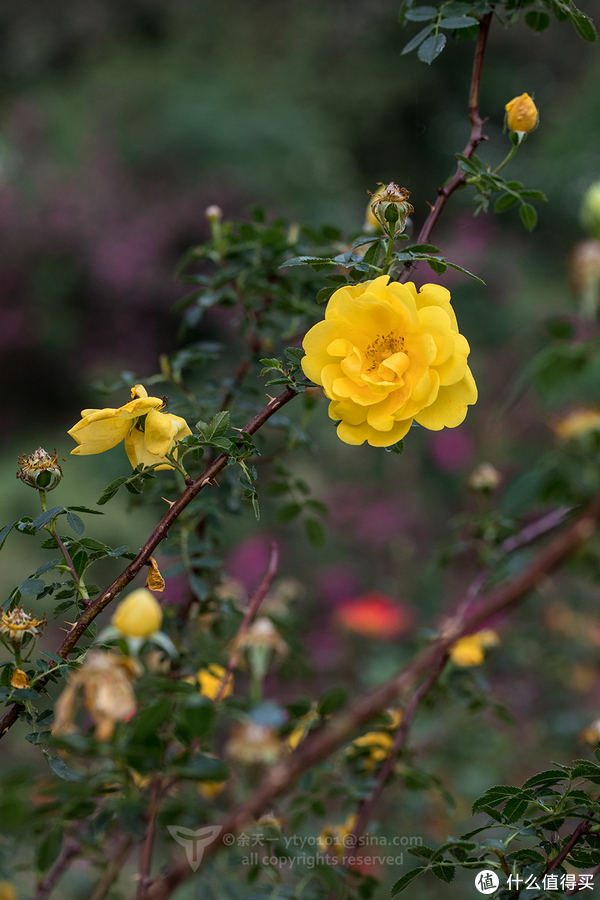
(17, 447, 63, 492)
(450, 630, 499, 667)
(225, 722, 283, 764)
(9, 669, 29, 689)
(349, 731, 393, 771)
(198, 664, 233, 700)
(302, 276, 477, 447)
(145, 557, 165, 592)
(505, 93, 538, 134)
(0, 882, 17, 900)
(552, 408, 600, 439)
(68, 384, 192, 470)
(318, 814, 357, 854)
(112, 589, 163, 639)
(235, 617, 288, 656)
(53, 651, 140, 742)
(0, 608, 46, 646)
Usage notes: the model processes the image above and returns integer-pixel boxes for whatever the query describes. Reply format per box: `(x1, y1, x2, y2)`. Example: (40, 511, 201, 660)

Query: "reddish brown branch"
(35, 836, 81, 900)
(545, 819, 591, 875)
(214, 541, 279, 703)
(136, 778, 162, 900)
(0, 387, 298, 741)
(398, 11, 493, 281)
(145, 499, 600, 900)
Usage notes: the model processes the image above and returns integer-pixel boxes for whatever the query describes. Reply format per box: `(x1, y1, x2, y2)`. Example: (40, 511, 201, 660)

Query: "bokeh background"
(3, 1, 600, 897)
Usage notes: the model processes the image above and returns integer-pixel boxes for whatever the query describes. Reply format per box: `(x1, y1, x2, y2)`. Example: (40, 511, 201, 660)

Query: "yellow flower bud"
(450, 630, 499, 667)
(505, 93, 538, 134)
(112, 589, 163, 639)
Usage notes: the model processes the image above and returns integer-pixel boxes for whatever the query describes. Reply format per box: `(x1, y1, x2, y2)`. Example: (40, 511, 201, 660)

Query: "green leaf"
(432, 862, 455, 882)
(522, 769, 568, 789)
(172, 755, 230, 781)
(427, 258, 448, 275)
(472, 785, 530, 814)
(445, 261, 486, 284)
(494, 193, 520, 213)
(385, 440, 405, 455)
(519, 189, 548, 201)
(391, 867, 427, 896)
(280, 255, 334, 268)
(66, 505, 104, 515)
(36, 825, 63, 873)
(18, 578, 45, 596)
(318, 686, 348, 716)
(0, 522, 16, 550)
(35, 559, 60, 575)
(401, 23, 434, 54)
(418, 32, 447, 63)
(405, 5, 437, 19)
(46, 754, 81, 781)
(97, 476, 130, 505)
(502, 797, 530, 823)
(66, 512, 85, 536)
(180, 698, 215, 738)
(440, 15, 476, 27)
(520, 202, 538, 231)
(130, 701, 173, 743)
(305, 517, 326, 547)
(32, 507, 64, 530)
(572, 11, 597, 41)
(278, 502, 302, 523)
(525, 10, 551, 30)
(405, 243, 441, 254)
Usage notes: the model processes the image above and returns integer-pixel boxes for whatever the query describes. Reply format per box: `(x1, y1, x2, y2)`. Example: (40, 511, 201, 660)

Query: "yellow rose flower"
(198, 664, 233, 700)
(301, 276, 477, 447)
(450, 630, 499, 667)
(68, 384, 192, 470)
(112, 588, 163, 639)
(505, 93, 538, 134)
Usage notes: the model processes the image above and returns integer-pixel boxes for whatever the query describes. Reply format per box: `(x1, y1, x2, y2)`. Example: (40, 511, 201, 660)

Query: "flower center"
(365, 331, 405, 372)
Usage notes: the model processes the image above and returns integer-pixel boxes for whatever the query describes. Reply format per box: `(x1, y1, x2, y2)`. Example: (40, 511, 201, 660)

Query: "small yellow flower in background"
(68, 384, 192, 470)
(198, 664, 233, 700)
(0, 882, 17, 900)
(450, 630, 499, 667)
(9, 669, 29, 690)
(198, 780, 227, 801)
(52, 651, 140, 742)
(145, 557, 165, 592)
(580, 718, 600, 745)
(551, 408, 600, 439)
(384, 707, 403, 730)
(112, 589, 163, 639)
(349, 731, 393, 771)
(505, 93, 538, 134)
(302, 276, 477, 447)
(318, 813, 357, 855)
(286, 704, 320, 751)
(0, 608, 46, 646)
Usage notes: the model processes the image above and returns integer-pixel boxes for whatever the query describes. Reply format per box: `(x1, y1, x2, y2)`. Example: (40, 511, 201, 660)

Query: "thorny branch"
(398, 11, 493, 282)
(145, 498, 600, 900)
(213, 541, 279, 703)
(0, 386, 298, 741)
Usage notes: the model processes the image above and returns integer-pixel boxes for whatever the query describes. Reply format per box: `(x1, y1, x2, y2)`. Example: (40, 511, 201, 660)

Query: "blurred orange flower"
(334, 592, 414, 639)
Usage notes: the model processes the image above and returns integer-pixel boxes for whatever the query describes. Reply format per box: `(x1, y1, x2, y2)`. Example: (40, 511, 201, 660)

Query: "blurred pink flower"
(428, 427, 474, 472)
(226, 535, 276, 592)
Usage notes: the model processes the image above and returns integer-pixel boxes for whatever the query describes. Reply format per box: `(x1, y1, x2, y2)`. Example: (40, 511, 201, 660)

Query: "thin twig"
(136, 778, 162, 900)
(214, 541, 279, 703)
(35, 836, 81, 900)
(145, 497, 600, 900)
(90, 835, 134, 900)
(344, 653, 449, 859)
(0, 387, 299, 742)
(50, 531, 91, 607)
(398, 11, 493, 281)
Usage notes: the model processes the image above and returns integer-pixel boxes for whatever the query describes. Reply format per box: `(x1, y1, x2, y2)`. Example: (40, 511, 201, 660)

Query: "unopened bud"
(205, 205, 222, 223)
(581, 182, 600, 240)
(368, 183, 414, 237)
(17, 448, 63, 492)
(467, 462, 502, 493)
(505, 93, 538, 135)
